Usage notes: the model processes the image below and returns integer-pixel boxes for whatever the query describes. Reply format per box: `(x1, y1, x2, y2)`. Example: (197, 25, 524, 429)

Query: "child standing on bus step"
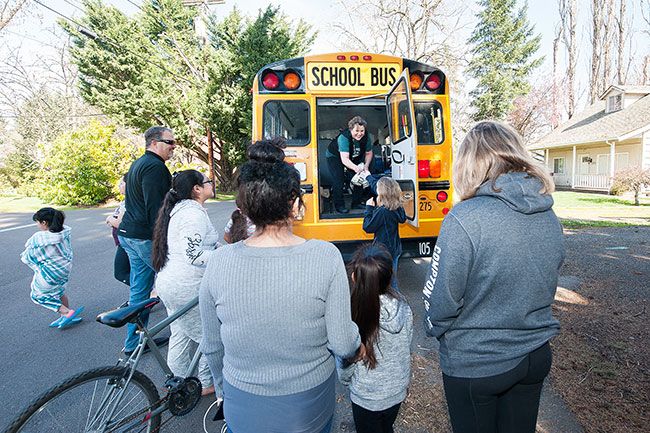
(21, 207, 84, 329)
(362, 177, 407, 289)
(338, 244, 413, 433)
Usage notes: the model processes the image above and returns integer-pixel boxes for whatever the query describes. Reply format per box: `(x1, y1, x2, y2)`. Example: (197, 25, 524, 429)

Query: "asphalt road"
(0, 203, 586, 432)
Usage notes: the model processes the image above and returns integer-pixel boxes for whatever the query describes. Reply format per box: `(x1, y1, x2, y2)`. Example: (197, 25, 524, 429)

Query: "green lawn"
(0, 194, 80, 213)
(552, 191, 650, 227)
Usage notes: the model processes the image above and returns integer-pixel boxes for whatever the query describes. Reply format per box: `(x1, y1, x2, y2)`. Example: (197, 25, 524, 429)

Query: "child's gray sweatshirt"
(423, 172, 564, 378)
(338, 295, 413, 411)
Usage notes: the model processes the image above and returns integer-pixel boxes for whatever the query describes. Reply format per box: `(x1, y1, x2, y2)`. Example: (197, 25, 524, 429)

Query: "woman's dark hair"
(246, 137, 286, 163)
(152, 169, 205, 271)
(237, 138, 301, 230)
(347, 243, 396, 369)
(229, 209, 250, 243)
(33, 207, 65, 233)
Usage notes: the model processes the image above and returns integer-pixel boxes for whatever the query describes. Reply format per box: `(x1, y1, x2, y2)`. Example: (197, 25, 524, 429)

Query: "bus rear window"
(415, 101, 444, 144)
(263, 100, 310, 146)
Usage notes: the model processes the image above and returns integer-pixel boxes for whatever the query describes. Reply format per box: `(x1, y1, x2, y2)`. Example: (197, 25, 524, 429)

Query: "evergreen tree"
(60, 1, 314, 189)
(467, 0, 543, 121)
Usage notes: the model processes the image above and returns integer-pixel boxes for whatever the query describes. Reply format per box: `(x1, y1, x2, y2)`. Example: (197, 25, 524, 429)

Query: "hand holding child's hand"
(352, 342, 367, 363)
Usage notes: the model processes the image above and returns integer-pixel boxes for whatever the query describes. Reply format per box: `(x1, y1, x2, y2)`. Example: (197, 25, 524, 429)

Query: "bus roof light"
(437, 191, 448, 202)
(418, 160, 430, 178)
(283, 71, 301, 90)
(363, 55, 372, 60)
(262, 71, 280, 90)
(350, 55, 359, 61)
(425, 72, 442, 91)
(410, 72, 423, 91)
(337, 55, 346, 60)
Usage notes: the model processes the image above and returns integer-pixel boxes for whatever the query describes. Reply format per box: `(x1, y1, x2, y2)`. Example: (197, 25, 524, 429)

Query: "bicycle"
(3, 296, 224, 433)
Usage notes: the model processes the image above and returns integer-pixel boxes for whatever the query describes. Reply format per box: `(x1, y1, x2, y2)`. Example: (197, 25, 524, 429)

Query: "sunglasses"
(158, 139, 176, 146)
(202, 179, 213, 184)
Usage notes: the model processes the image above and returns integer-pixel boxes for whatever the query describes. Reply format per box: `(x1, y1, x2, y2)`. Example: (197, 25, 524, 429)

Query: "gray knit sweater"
(338, 295, 413, 411)
(199, 239, 361, 397)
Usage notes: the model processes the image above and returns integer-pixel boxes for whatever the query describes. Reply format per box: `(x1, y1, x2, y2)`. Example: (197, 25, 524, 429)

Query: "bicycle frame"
(96, 296, 203, 432)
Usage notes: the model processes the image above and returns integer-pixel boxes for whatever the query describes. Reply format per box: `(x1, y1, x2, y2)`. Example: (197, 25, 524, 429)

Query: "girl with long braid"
(152, 169, 218, 396)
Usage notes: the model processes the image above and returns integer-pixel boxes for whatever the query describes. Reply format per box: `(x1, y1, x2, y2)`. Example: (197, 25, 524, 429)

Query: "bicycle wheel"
(4, 366, 161, 433)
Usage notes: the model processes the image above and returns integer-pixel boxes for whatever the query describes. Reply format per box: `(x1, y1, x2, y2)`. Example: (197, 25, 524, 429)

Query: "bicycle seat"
(96, 298, 161, 328)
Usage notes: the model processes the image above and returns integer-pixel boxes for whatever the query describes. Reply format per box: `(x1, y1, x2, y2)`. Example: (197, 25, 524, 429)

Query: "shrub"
(610, 167, 650, 205)
(37, 121, 137, 206)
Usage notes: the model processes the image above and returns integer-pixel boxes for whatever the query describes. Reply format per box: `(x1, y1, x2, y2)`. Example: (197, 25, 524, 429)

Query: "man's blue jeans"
(118, 236, 156, 352)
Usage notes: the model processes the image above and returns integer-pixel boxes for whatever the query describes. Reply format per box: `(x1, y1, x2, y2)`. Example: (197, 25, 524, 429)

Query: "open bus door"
(385, 69, 419, 228)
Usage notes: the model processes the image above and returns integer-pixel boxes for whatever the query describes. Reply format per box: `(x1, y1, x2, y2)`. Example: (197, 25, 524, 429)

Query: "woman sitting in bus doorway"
(326, 116, 374, 214)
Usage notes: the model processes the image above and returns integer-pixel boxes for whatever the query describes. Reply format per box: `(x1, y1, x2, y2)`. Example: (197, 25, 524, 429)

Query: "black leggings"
(442, 342, 552, 433)
(351, 402, 401, 433)
(326, 156, 364, 208)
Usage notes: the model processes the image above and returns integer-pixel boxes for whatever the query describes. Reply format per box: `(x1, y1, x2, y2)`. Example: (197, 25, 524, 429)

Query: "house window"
(596, 154, 609, 175)
(607, 94, 622, 112)
(552, 157, 565, 174)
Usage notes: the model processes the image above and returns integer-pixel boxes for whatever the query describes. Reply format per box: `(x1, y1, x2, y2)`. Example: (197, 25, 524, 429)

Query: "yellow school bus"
(251, 52, 453, 258)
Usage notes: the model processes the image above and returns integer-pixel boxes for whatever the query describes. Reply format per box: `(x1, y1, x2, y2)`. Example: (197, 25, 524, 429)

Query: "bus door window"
(262, 100, 310, 146)
(414, 101, 444, 145)
(386, 70, 419, 227)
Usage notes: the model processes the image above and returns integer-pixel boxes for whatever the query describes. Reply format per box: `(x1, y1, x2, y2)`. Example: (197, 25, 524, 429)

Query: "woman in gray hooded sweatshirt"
(423, 121, 564, 433)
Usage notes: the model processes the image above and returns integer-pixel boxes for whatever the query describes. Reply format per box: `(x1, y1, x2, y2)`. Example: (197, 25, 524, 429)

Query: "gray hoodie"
(423, 172, 564, 378)
(338, 294, 413, 411)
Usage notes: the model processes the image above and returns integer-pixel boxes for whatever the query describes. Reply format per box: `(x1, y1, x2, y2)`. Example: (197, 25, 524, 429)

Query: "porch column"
(571, 145, 576, 188)
(609, 141, 616, 180)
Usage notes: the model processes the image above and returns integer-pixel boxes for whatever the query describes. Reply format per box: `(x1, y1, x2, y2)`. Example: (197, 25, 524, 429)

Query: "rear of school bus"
(251, 52, 453, 258)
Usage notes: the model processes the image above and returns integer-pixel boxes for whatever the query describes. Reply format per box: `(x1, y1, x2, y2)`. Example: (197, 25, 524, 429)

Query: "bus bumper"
(333, 236, 437, 261)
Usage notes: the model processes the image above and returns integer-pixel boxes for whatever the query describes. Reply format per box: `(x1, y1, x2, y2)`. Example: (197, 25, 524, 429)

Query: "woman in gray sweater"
(199, 141, 362, 433)
(423, 121, 564, 433)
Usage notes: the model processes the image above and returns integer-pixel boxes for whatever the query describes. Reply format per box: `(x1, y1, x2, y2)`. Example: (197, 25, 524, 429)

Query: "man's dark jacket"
(118, 151, 171, 240)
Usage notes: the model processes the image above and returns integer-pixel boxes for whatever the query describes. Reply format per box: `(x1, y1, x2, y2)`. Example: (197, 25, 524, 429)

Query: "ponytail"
(33, 207, 65, 233)
(151, 170, 204, 272)
(347, 244, 395, 369)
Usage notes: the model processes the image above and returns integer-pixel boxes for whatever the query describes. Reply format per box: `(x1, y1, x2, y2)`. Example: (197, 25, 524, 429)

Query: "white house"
(529, 85, 650, 191)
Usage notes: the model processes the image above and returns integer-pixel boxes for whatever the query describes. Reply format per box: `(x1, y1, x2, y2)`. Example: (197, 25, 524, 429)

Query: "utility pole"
(183, 0, 224, 192)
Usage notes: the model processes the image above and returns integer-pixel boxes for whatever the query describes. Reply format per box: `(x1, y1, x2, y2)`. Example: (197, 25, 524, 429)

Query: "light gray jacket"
(338, 294, 413, 411)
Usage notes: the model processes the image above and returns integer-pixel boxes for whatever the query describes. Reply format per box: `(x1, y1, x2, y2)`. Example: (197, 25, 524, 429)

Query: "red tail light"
(425, 73, 442, 91)
(437, 191, 448, 202)
(442, 207, 450, 215)
(262, 71, 280, 90)
(418, 160, 430, 178)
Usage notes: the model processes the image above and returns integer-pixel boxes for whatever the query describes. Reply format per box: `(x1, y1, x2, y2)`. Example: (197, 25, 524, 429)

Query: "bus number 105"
(418, 241, 431, 256)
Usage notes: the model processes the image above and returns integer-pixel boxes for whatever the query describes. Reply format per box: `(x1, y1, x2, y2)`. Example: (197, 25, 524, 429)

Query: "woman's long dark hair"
(152, 169, 204, 272)
(33, 207, 65, 233)
(347, 244, 396, 369)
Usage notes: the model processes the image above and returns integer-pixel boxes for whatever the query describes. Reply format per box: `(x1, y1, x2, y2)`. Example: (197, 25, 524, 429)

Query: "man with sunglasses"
(117, 126, 176, 356)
